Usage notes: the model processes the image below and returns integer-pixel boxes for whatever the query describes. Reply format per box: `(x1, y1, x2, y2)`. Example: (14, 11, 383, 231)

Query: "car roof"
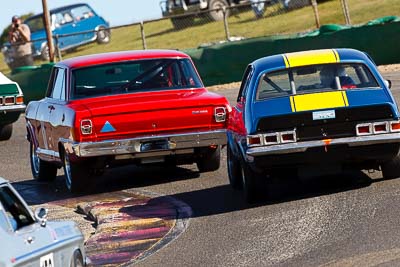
(25, 3, 89, 20)
(57, 50, 191, 69)
(251, 48, 372, 73)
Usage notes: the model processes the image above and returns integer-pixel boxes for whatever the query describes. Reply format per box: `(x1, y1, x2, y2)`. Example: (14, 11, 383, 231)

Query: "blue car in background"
(24, 3, 110, 60)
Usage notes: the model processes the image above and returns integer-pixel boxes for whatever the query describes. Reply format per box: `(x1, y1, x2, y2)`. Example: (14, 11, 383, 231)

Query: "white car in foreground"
(0, 177, 88, 267)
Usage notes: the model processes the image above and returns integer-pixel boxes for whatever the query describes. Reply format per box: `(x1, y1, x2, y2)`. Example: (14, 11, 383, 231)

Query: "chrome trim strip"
(247, 133, 400, 156)
(36, 147, 60, 160)
(61, 130, 227, 157)
(0, 104, 26, 112)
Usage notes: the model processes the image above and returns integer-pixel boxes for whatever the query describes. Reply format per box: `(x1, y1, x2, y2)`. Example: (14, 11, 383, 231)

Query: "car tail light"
(15, 95, 24, 105)
(356, 123, 372, 136)
(0, 97, 3, 105)
(281, 131, 297, 143)
(264, 133, 279, 145)
(373, 122, 389, 134)
(214, 107, 226, 122)
(247, 135, 262, 147)
(80, 119, 93, 135)
(391, 121, 400, 132)
(4, 96, 15, 105)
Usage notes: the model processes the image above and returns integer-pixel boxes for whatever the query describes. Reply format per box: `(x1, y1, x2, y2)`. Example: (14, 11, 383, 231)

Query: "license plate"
(140, 140, 169, 152)
(312, 110, 336, 120)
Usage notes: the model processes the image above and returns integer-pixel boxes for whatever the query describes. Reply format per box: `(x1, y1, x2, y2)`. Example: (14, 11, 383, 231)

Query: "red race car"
(26, 50, 229, 192)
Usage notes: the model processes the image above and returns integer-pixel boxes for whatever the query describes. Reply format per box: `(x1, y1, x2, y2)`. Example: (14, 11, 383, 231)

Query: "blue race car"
(227, 48, 400, 202)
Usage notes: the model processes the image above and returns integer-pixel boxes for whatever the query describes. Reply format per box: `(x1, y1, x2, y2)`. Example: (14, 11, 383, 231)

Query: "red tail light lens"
(247, 135, 262, 147)
(214, 107, 226, 122)
(16, 95, 24, 104)
(356, 124, 372, 136)
(264, 134, 278, 144)
(391, 121, 400, 132)
(281, 132, 296, 143)
(80, 119, 93, 135)
(4, 96, 14, 105)
(373, 122, 388, 134)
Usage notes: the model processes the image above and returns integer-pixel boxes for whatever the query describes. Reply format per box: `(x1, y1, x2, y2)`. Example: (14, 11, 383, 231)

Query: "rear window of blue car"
(71, 58, 203, 99)
(257, 63, 380, 100)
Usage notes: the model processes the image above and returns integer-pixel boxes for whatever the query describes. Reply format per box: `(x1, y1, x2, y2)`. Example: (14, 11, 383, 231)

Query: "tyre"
(382, 155, 400, 179)
(171, 17, 194, 30)
(97, 26, 110, 44)
(227, 145, 242, 189)
(240, 161, 263, 203)
(209, 0, 229, 21)
(30, 141, 57, 181)
(62, 151, 90, 193)
(0, 124, 13, 141)
(70, 250, 84, 267)
(197, 146, 221, 172)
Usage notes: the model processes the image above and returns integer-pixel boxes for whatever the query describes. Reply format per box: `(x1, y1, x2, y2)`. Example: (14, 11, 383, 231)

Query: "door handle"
(48, 105, 55, 111)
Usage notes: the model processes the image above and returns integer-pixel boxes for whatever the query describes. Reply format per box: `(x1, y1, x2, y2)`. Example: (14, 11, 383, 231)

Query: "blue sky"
(1, 1, 162, 31)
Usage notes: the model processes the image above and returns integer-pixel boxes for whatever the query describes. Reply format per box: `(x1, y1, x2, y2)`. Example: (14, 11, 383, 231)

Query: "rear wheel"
(70, 250, 84, 267)
(0, 124, 13, 141)
(97, 26, 110, 44)
(382, 155, 400, 179)
(227, 145, 242, 189)
(30, 141, 57, 181)
(197, 146, 221, 172)
(62, 151, 90, 193)
(209, 0, 229, 21)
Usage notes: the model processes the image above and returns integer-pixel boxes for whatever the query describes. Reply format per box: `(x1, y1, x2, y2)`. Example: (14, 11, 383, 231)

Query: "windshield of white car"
(71, 58, 203, 100)
(257, 63, 380, 100)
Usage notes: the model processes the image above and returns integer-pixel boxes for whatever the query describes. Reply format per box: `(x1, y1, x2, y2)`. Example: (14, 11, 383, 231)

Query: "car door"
(69, 4, 98, 45)
(47, 67, 68, 159)
(51, 10, 78, 50)
(231, 65, 253, 138)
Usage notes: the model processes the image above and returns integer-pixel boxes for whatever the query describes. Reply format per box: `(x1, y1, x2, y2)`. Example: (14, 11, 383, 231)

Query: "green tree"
(0, 13, 34, 46)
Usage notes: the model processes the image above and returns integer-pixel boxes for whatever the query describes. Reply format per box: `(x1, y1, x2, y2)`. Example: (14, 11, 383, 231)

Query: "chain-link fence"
(1, 0, 399, 71)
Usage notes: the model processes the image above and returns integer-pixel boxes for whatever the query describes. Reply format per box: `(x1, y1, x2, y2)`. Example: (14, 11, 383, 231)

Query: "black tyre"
(171, 17, 194, 30)
(197, 146, 221, 173)
(0, 124, 13, 141)
(209, 0, 229, 21)
(240, 161, 263, 203)
(30, 141, 57, 181)
(382, 155, 400, 179)
(70, 250, 84, 267)
(227, 145, 242, 189)
(97, 26, 110, 44)
(62, 151, 90, 193)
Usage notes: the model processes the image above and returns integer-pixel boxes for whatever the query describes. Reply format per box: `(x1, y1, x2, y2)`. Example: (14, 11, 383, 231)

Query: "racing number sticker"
(40, 253, 54, 267)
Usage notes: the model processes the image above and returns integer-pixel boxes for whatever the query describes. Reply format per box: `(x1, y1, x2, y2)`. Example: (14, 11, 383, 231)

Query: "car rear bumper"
(0, 104, 26, 113)
(246, 133, 400, 158)
(62, 130, 227, 158)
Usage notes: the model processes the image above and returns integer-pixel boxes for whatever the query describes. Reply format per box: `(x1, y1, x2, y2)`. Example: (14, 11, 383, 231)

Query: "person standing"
(8, 15, 33, 69)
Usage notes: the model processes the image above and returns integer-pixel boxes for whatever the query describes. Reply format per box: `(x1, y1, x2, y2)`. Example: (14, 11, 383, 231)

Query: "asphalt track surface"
(1, 70, 400, 266)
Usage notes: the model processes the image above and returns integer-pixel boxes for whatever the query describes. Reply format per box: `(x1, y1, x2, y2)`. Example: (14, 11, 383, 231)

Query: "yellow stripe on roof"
(291, 91, 348, 112)
(284, 49, 340, 68)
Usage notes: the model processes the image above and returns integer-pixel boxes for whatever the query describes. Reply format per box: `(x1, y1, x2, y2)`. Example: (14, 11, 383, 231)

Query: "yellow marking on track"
(291, 91, 349, 112)
(284, 49, 340, 68)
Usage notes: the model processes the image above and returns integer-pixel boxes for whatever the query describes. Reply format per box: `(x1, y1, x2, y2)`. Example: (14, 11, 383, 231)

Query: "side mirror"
(34, 207, 48, 227)
(385, 79, 392, 89)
